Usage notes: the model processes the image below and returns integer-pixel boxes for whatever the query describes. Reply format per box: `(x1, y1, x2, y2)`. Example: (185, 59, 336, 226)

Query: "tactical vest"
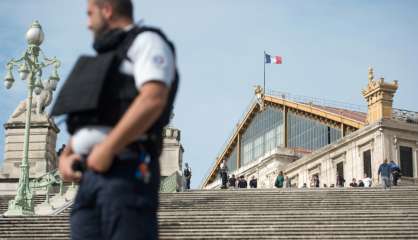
(51, 26, 179, 156)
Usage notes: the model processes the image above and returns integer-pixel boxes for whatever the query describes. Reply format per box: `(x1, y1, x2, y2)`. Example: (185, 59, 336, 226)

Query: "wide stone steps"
(0, 187, 417, 239)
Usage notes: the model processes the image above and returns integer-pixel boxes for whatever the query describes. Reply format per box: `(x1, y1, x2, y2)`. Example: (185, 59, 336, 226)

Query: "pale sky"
(0, 0, 417, 188)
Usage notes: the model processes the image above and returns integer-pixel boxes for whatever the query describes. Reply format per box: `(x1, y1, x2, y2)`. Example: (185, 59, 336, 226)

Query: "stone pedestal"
(0, 114, 59, 179)
(159, 127, 184, 192)
(159, 127, 184, 177)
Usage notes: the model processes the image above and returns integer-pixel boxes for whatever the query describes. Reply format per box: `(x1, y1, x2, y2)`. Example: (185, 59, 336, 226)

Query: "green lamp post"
(3, 21, 61, 216)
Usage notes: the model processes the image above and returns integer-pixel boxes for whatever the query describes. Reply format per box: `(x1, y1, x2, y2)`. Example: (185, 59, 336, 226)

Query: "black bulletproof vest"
(51, 26, 179, 155)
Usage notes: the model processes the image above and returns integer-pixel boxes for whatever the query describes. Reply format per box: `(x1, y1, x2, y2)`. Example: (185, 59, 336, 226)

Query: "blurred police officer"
(52, 0, 178, 239)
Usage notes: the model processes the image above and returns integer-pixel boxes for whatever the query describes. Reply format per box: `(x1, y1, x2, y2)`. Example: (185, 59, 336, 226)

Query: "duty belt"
(72, 141, 152, 183)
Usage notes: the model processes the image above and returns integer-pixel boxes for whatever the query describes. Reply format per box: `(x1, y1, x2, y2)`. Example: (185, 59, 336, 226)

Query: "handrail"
(160, 171, 180, 192)
(30, 169, 64, 204)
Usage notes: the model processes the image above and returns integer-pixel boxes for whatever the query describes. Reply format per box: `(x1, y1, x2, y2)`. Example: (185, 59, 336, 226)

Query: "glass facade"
(236, 107, 343, 168)
(240, 106, 284, 166)
(287, 112, 341, 151)
(225, 145, 237, 172)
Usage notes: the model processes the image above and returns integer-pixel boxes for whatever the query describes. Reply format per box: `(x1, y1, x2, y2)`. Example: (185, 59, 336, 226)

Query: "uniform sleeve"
(127, 32, 175, 89)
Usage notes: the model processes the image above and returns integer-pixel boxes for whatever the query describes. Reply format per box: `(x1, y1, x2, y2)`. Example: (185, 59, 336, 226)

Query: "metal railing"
(30, 169, 63, 205)
(392, 108, 418, 124)
(267, 90, 367, 113)
(160, 172, 181, 193)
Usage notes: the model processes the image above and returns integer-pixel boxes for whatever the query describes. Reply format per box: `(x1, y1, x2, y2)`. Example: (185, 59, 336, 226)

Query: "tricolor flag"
(265, 53, 282, 64)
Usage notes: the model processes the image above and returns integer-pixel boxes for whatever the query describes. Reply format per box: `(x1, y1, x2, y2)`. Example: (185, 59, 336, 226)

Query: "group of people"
(334, 173, 372, 188)
(378, 159, 402, 189)
(220, 160, 258, 189)
(227, 174, 258, 188)
(219, 158, 403, 191)
(348, 174, 373, 187)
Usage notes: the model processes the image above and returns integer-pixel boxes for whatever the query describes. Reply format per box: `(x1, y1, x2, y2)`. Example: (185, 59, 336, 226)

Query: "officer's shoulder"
(132, 30, 167, 46)
(131, 26, 170, 44)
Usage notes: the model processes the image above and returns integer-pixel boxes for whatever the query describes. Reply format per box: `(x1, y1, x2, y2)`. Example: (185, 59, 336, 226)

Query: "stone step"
(1, 188, 418, 239)
(158, 229, 418, 234)
(158, 235, 418, 240)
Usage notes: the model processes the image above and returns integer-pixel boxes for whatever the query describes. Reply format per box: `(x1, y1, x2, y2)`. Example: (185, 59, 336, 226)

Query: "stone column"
(159, 126, 184, 191)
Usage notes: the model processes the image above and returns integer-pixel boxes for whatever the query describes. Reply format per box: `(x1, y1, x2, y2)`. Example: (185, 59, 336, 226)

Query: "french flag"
(265, 53, 282, 64)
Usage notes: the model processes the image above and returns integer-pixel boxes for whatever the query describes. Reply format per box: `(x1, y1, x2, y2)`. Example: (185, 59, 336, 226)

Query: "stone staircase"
(0, 186, 418, 239)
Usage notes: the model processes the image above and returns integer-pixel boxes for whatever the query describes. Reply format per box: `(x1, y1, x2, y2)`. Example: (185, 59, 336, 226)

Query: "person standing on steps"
(389, 160, 401, 186)
(183, 163, 192, 190)
(336, 173, 345, 187)
(285, 176, 292, 188)
(313, 174, 320, 188)
(275, 171, 284, 188)
(229, 174, 237, 188)
(249, 176, 257, 188)
(378, 159, 392, 189)
(238, 175, 248, 188)
(220, 160, 228, 189)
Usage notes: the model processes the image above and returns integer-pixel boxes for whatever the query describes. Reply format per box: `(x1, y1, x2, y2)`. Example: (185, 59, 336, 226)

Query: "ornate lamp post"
(3, 21, 61, 216)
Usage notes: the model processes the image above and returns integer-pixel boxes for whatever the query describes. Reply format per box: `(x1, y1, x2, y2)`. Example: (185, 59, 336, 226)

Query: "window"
(240, 106, 283, 166)
(242, 142, 253, 166)
(363, 150, 372, 178)
(226, 146, 237, 172)
(400, 146, 413, 177)
(336, 162, 344, 186)
(287, 112, 341, 151)
(254, 135, 264, 159)
(265, 128, 276, 153)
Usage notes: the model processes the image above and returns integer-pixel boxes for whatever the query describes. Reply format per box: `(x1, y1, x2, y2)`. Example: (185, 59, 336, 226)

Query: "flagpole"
(263, 50, 266, 95)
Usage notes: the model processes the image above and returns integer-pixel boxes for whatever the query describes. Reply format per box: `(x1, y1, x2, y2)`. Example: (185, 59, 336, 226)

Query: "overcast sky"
(0, 0, 417, 188)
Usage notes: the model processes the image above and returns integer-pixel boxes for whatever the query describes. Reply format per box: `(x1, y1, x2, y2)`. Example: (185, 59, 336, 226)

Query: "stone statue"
(254, 85, 265, 111)
(11, 79, 57, 118)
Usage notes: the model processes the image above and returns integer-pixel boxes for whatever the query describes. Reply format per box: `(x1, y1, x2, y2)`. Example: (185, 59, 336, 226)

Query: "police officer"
(183, 163, 192, 190)
(52, 0, 178, 239)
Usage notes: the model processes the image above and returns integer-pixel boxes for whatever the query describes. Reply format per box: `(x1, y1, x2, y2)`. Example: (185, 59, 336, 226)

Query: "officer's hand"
(86, 142, 114, 173)
(59, 145, 82, 182)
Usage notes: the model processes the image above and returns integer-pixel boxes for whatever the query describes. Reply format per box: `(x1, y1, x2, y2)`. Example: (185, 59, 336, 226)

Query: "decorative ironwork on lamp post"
(3, 21, 61, 216)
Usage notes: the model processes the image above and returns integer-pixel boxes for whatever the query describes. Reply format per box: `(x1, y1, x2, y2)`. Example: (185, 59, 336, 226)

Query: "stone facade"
(0, 114, 59, 179)
(284, 119, 418, 188)
(204, 119, 418, 189)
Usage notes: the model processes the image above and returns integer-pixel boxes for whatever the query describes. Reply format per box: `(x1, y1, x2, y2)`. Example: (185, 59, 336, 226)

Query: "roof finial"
(254, 85, 265, 111)
(167, 112, 175, 127)
(368, 65, 374, 83)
